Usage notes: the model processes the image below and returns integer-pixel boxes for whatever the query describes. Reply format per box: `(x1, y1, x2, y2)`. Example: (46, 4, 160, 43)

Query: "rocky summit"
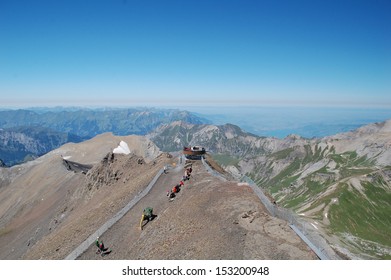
(0, 133, 316, 260)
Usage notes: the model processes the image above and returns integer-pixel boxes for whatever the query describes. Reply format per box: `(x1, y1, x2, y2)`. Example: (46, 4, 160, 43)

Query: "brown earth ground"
(22, 154, 171, 260)
(78, 159, 317, 260)
(0, 134, 170, 259)
(0, 133, 317, 260)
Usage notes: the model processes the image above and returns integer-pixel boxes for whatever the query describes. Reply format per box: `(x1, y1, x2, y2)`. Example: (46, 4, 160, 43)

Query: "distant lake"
(179, 106, 391, 138)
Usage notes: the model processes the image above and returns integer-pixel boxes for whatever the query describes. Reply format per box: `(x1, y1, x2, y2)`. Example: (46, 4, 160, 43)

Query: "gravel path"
(65, 163, 180, 260)
(77, 159, 317, 260)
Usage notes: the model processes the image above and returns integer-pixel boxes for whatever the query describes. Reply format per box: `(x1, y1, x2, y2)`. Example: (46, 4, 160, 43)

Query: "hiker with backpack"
(95, 237, 111, 256)
(167, 190, 176, 200)
(140, 207, 156, 230)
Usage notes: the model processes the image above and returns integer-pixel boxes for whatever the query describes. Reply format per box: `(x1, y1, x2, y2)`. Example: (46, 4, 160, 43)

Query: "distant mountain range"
(148, 120, 391, 259)
(0, 108, 208, 138)
(0, 108, 208, 166)
(0, 127, 83, 166)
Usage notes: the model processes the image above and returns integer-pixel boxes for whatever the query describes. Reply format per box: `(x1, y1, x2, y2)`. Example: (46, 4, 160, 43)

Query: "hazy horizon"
(1, 105, 391, 139)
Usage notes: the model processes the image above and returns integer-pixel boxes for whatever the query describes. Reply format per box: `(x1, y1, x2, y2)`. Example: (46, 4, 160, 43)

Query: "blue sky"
(0, 0, 390, 107)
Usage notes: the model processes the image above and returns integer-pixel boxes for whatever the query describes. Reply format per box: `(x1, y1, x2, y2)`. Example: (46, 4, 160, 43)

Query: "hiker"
(140, 207, 156, 230)
(167, 190, 176, 199)
(163, 165, 168, 174)
(172, 185, 179, 193)
(175, 181, 184, 191)
(183, 170, 190, 181)
(95, 237, 109, 255)
(143, 207, 155, 221)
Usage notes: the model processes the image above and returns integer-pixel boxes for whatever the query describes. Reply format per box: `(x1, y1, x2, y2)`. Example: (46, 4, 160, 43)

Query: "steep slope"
(77, 159, 316, 260)
(0, 131, 317, 260)
(0, 133, 168, 259)
(149, 120, 391, 259)
(149, 121, 274, 157)
(242, 121, 391, 259)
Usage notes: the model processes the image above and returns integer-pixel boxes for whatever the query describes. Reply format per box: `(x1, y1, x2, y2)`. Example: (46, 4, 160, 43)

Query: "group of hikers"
(183, 166, 192, 181)
(166, 165, 192, 201)
(95, 162, 194, 256)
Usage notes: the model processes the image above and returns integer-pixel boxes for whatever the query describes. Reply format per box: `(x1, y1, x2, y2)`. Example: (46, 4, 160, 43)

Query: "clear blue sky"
(0, 0, 390, 107)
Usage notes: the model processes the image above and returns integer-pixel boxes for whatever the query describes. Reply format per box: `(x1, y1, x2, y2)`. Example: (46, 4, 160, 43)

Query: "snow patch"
(113, 141, 131, 155)
(237, 182, 249, 187)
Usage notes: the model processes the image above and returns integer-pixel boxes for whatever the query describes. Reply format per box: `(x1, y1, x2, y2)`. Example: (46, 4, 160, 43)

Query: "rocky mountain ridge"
(0, 133, 315, 260)
(0, 108, 207, 166)
(149, 120, 391, 259)
(0, 108, 207, 138)
(0, 127, 83, 166)
(1, 117, 390, 259)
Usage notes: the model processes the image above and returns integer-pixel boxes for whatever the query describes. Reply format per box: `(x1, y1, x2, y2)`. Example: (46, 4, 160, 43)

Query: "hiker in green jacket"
(143, 207, 154, 221)
(140, 207, 156, 230)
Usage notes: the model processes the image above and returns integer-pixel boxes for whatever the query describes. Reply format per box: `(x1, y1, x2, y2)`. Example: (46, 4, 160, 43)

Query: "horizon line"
(1, 101, 391, 110)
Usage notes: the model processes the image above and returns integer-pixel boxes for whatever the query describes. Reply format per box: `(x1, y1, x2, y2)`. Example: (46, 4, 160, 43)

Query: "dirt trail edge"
(65, 163, 179, 260)
(77, 156, 317, 260)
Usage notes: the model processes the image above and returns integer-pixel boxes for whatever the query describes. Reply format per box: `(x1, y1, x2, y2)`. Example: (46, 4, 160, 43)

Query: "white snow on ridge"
(113, 141, 131, 155)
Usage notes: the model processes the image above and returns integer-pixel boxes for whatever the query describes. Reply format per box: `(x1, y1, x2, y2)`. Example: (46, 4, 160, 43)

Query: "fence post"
(238, 174, 333, 260)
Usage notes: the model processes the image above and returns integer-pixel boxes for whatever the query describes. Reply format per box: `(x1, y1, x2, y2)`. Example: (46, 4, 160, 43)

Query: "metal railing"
(240, 175, 339, 260)
(65, 167, 165, 260)
(198, 157, 338, 259)
(201, 156, 227, 181)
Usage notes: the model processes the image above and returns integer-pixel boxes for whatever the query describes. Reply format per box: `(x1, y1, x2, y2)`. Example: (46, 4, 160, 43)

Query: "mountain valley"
(150, 120, 391, 259)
